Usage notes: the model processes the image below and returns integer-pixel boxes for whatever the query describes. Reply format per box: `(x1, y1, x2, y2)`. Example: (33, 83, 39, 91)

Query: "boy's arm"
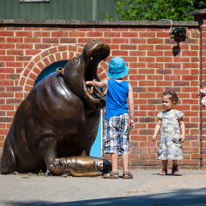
(86, 80, 108, 88)
(128, 83, 135, 128)
(179, 117, 185, 143)
(152, 119, 162, 141)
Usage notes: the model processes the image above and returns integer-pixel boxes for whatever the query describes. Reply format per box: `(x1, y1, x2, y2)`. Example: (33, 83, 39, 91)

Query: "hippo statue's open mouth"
(82, 40, 110, 109)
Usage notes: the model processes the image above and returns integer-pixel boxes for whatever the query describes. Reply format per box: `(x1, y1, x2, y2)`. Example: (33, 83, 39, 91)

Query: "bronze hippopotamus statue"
(0, 40, 111, 176)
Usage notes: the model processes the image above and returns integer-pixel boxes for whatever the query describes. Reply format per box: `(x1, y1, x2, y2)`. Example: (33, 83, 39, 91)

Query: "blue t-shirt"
(104, 79, 129, 119)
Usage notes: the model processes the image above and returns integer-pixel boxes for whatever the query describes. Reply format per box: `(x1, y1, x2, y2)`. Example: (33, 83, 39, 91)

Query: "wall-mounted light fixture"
(170, 27, 187, 39)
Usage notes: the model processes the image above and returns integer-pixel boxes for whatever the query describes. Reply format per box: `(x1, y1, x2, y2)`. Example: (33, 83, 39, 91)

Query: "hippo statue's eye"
(71, 57, 78, 64)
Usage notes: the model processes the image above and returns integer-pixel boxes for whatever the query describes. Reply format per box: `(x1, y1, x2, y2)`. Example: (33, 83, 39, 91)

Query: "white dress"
(157, 110, 184, 160)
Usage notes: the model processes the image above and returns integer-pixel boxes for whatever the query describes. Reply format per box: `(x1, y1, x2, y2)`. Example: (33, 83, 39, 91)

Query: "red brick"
(130, 38, 146, 44)
(60, 38, 76, 43)
(121, 45, 137, 50)
(87, 32, 103, 37)
(0, 31, 14, 36)
(156, 57, 173, 62)
(147, 39, 163, 44)
(112, 50, 128, 56)
(42, 38, 59, 43)
(165, 75, 180, 80)
(16, 56, 31, 61)
(155, 45, 172, 50)
(147, 63, 163, 69)
(156, 81, 172, 86)
(25, 38, 41, 43)
(140, 142, 156, 149)
(34, 31, 50, 37)
(182, 75, 198, 81)
(183, 63, 199, 68)
(16, 31, 32, 37)
(139, 57, 155, 62)
(138, 45, 154, 50)
(122, 32, 138, 37)
(156, 32, 170, 37)
(35, 44, 51, 49)
(16, 44, 33, 49)
(140, 154, 156, 160)
(7, 37, 23, 43)
(147, 75, 163, 80)
(52, 32, 68, 37)
(182, 51, 198, 56)
(112, 39, 129, 44)
(148, 51, 163, 56)
(138, 69, 155, 74)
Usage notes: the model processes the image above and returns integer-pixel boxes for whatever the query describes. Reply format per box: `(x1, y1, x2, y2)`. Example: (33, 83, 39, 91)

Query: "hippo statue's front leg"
(48, 156, 112, 177)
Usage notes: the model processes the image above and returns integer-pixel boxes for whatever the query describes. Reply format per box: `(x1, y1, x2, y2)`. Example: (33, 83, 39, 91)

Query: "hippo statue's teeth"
(93, 87, 104, 97)
(90, 56, 93, 60)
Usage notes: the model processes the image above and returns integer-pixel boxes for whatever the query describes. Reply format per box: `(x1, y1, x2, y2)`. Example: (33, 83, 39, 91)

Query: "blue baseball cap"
(107, 57, 129, 79)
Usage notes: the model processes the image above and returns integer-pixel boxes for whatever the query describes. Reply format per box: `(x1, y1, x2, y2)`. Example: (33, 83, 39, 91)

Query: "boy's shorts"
(103, 113, 129, 156)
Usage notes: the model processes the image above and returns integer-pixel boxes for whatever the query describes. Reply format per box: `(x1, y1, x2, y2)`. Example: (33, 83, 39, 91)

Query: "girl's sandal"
(123, 171, 133, 179)
(103, 171, 119, 179)
(159, 169, 167, 175)
(171, 165, 178, 175)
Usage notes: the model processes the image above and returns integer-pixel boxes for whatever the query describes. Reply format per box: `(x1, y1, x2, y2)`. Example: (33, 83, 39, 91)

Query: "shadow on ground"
(5, 188, 206, 206)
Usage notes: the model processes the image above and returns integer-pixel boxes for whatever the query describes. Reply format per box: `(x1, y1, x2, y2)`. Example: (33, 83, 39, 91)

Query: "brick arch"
(19, 44, 108, 95)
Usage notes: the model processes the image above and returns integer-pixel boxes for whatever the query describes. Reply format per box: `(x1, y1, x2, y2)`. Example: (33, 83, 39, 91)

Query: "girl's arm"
(128, 83, 135, 128)
(179, 117, 185, 143)
(152, 119, 162, 141)
(86, 80, 108, 88)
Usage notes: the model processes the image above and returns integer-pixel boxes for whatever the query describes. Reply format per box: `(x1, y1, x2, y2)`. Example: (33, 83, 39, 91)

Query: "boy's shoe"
(171, 165, 178, 175)
(123, 171, 133, 179)
(159, 169, 167, 175)
(103, 171, 119, 179)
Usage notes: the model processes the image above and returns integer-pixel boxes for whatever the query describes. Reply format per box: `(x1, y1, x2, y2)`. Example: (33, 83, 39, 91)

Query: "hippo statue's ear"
(56, 67, 64, 75)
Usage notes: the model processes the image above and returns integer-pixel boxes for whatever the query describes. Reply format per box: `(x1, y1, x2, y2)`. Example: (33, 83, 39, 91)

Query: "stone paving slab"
(0, 169, 205, 206)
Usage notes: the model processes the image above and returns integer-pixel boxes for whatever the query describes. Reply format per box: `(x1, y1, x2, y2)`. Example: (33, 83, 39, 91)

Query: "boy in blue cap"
(86, 57, 135, 179)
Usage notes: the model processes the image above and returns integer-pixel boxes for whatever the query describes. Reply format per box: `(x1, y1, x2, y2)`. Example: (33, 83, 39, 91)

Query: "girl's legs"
(162, 160, 168, 170)
(171, 160, 178, 174)
(172, 160, 177, 166)
(160, 160, 168, 175)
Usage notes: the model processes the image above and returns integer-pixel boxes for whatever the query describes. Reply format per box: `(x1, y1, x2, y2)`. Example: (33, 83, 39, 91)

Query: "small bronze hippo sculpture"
(0, 40, 111, 176)
(49, 156, 109, 177)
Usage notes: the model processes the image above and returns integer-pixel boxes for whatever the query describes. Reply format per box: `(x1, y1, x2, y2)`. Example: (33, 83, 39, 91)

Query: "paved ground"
(0, 169, 206, 206)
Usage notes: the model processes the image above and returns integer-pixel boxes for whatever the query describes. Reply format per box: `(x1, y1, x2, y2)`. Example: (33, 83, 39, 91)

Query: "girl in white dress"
(152, 91, 185, 175)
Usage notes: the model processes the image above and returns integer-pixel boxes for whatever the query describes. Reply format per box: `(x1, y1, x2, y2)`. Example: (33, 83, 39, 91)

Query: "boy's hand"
(152, 135, 156, 142)
(86, 81, 92, 85)
(129, 119, 135, 129)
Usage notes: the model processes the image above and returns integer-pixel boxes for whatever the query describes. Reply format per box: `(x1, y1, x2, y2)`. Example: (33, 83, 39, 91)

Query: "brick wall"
(0, 11, 206, 169)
